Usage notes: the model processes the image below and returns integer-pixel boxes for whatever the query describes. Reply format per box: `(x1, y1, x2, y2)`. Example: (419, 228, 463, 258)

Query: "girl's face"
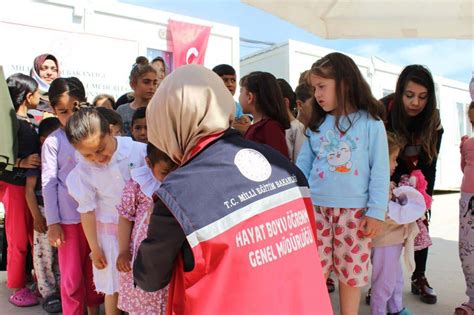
(53, 93, 76, 127)
(131, 118, 147, 143)
(131, 72, 159, 101)
(310, 74, 337, 114)
(40, 59, 58, 84)
(402, 81, 428, 117)
(468, 108, 474, 130)
(75, 133, 116, 165)
(239, 86, 254, 115)
(26, 88, 40, 109)
(389, 148, 400, 176)
(152, 61, 166, 83)
(296, 98, 313, 123)
(147, 158, 175, 182)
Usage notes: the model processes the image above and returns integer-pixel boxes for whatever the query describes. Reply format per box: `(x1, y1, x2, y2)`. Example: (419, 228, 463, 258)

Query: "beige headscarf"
(146, 64, 235, 165)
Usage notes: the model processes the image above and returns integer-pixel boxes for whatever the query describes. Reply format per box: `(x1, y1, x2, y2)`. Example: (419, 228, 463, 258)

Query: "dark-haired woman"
(383, 65, 443, 305)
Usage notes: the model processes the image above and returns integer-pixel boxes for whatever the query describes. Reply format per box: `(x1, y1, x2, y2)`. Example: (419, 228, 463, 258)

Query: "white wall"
(0, 0, 240, 100)
(241, 39, 470, 190)
(241, 44, 289, 80)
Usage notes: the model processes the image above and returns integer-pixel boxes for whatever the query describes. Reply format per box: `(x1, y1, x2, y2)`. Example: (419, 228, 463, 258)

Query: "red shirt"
(245, 118, 289, 159)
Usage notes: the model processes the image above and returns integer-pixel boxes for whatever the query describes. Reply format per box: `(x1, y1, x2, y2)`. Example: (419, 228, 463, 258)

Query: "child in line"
(295, 83, 315, 128)
(96, 107, 124, 136)
(2, 73, 41, 307)
(116, 57, 158, 136)
(212, 64, 251, 135)
(296, 52, 389, 315)
(277, 78, 305, 162)
(44, 77, 103, 314)
(116, 143, 177, 314)
(240, 71, 290, 158)
(65, 108, 147, 315)
(25, 117, 62, 313)
(130, 107, 147, 143)
(93, 94, 116, 110)
(455, 101, 474, 315)
(369, 132, 426, 315)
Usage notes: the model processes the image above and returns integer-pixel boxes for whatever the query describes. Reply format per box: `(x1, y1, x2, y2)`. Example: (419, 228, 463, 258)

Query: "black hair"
(95, 107, 124, 133)
(212, 64, 236, 77)
(151, 56, 167, 72)
(277, 78, 296, 114)
(49, 77, 88, 108)
(38, 117, 60, 138)
(146, 142, 177, 169)
(6, 73, 38, 111)
(295, 83, 313, 102)
(240, 71, 290, 129)
(470, 101, 474, 111)
(65, 107, 110, 146)
(93, 94, 116, 109)
(132, 107, 146, 126)
(130, 56, 157, 84)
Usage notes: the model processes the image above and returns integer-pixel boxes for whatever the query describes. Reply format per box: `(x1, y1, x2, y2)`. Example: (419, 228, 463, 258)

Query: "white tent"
(241, 0, 473, 39)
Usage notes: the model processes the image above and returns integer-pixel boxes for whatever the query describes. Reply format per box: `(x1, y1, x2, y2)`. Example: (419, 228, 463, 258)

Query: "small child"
(95, 106, 124, 136)
(130, 107, 147, 143)
(369, 132, 426, 315)
(65, 108, 147, 315)
(296, 52, 389, 314)
(240, 71, 291, 158)
(277, 78, 306, 162)
(116, 142, 177, 314)
(25, 117, 62, 313)
(212, 64, 251, 135)
(455, 101, 474, 315)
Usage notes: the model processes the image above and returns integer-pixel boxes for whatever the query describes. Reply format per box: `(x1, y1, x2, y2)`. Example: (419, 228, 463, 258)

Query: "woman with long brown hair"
(382, 64, 443, 305)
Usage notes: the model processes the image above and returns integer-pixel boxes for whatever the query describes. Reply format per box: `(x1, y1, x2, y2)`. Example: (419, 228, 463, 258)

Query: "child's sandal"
(8, 288, 39, 307)
(455, 303, 474, 315)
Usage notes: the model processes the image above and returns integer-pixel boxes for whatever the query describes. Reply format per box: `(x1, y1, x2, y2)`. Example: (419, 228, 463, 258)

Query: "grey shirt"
(116, 103, 135, 136)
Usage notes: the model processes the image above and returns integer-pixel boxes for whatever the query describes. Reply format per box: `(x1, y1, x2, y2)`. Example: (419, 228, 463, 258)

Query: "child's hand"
(116, 251, 132, 273)
(360, 216, 383, 238)
(20, 153, 41, 168)
(232, 116, 251, 135)
(47, 224, 65, 247)
(90, 248, 108, 270)
(33, 215, 47, 234)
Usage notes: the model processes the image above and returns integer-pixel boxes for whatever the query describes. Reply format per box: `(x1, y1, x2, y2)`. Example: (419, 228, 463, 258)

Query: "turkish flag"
(168, 20, 211, 70)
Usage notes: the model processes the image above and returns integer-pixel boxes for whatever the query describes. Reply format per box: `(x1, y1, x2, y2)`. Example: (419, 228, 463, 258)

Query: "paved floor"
(0, 192, 466, 314)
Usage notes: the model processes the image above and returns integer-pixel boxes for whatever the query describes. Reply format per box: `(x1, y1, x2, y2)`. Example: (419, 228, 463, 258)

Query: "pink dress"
(117, 167, 168, 314)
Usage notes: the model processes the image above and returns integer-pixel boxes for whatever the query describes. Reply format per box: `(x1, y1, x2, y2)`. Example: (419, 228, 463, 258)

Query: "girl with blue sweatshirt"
(296, 52, 389, 315)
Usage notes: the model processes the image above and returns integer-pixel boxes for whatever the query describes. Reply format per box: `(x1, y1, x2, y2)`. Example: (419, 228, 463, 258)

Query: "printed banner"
(168, 19, 211, 69)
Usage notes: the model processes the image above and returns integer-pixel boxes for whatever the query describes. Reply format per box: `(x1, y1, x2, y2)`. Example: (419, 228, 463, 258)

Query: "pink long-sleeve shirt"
(461, 137, 474, 193)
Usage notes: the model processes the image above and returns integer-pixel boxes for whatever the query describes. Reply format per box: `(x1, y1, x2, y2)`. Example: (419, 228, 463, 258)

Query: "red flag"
(168, 20, 211, 70)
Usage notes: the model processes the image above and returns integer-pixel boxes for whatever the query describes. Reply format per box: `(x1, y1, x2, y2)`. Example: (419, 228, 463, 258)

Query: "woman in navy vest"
(133, 64, 332, 315)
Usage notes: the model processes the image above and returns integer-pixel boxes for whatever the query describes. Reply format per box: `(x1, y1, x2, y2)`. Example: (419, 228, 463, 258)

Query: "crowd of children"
(0, 50, 471, 315)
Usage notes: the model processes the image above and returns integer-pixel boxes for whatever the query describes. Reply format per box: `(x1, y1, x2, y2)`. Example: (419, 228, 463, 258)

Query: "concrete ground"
(0, 192, 466, 314)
